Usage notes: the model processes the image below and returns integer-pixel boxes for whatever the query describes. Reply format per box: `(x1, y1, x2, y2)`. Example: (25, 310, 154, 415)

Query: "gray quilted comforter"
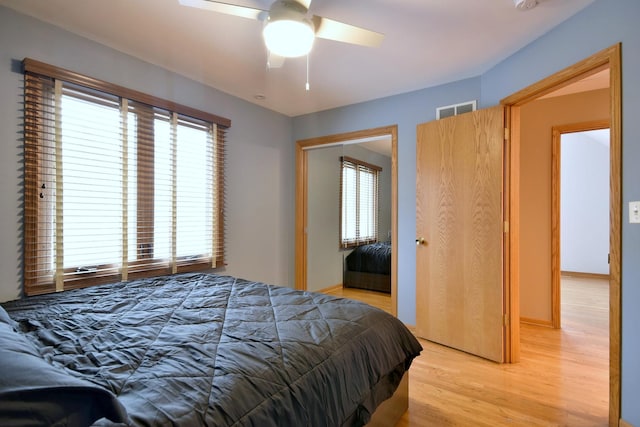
(1, 273, 421, 426)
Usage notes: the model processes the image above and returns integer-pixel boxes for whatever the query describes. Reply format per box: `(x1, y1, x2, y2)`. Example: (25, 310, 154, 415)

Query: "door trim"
(551, 120, 610, 329)
(295, 125, 399, 316)
(501, 43, 621, 426)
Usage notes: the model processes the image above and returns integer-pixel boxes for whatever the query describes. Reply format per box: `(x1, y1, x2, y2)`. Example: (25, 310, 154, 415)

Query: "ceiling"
(541, 68, 609, 99)
(0, 0, 596, 117)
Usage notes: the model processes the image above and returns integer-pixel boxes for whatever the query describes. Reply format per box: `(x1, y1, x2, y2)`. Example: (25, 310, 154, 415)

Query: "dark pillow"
(0, 321, 128, 427)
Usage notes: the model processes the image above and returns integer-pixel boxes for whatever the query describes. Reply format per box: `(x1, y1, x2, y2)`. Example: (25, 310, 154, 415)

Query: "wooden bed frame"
(366, 372, 409, 426)
(343, 270, 391, 294)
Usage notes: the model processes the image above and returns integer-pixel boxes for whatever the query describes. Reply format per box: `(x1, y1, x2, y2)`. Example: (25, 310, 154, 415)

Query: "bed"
(344, 242, 392, 293)
(0, 272, 421, 426)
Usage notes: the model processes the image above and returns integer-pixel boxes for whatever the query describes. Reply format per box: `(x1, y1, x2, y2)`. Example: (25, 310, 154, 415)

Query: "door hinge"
(504, 128, 510, 140)
(504, 221, 509, 233)
(503, 314, 509, 327)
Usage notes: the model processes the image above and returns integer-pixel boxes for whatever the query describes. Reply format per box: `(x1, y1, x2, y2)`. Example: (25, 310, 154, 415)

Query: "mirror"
(305, 137, 392, 297)
(307, 138, 391, 294)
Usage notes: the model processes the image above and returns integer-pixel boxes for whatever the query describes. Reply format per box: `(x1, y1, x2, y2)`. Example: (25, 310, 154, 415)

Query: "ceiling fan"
(178, 0, 384, 68)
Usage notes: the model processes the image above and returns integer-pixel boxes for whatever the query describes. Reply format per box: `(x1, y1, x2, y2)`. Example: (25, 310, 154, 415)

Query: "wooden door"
(416, 106, 505, 362)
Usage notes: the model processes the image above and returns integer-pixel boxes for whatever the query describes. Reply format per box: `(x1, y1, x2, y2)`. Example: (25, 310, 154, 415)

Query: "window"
(340, 156, 381, 248)
(23, 59, 228, 295)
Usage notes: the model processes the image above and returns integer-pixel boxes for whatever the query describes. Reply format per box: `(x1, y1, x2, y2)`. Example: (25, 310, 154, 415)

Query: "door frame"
(551, 120, 610, 329)
(295, 125, 399, 316)
(501, 44, 621, 425)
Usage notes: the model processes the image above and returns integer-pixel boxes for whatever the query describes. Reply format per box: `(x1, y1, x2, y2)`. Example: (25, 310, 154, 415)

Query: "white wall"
(0, 6, 294, 302)
(561, 129, 610, 275)
(307, 145, 342, 292)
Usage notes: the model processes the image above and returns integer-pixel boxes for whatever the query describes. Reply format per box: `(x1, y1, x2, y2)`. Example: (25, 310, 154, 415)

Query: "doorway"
(295, 125, 398, 316)
(553, 125, 610, 328)
(501, 44, 621, 425)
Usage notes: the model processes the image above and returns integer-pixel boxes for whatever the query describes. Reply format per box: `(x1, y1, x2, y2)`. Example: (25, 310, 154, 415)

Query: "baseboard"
(520, 317, 553, 328)
(620, 418, 634, 427)
(561, 271, 610, 280)
(317, 284, 343, 293)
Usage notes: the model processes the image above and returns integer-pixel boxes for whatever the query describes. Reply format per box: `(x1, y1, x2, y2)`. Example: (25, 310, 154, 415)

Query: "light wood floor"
(324, 277, 609, 426)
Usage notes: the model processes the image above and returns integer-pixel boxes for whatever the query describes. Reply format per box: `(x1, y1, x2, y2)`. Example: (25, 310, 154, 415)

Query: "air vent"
(436, 100, 477, 119)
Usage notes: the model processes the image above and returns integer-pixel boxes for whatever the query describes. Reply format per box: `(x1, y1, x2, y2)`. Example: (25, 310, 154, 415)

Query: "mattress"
(0, 273, 421, 426)
(345, 242, 391, 275)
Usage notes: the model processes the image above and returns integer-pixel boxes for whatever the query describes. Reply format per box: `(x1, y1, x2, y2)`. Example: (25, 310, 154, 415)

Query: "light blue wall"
(480, 0, 640, 423)
(0, 6, 295, 302)
(2, 0, 639, 422)
(294, 0, 640, 422)
(293, 78, 482, 326)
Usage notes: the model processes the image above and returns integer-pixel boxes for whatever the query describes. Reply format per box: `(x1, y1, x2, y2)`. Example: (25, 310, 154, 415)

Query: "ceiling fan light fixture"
(263, 19, 315, 58)
(514, 0, 538, 10)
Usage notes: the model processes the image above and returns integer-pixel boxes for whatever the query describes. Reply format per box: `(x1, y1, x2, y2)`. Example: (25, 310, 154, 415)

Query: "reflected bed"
(344, 242, 392, 294)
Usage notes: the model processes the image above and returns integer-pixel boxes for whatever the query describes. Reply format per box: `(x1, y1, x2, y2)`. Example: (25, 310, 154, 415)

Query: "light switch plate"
(630, 201, 640, 224)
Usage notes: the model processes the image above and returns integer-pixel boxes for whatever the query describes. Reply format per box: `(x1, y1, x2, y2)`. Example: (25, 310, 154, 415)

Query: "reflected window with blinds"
(23, 59, 229, 295)
(340, 156, 381, 248)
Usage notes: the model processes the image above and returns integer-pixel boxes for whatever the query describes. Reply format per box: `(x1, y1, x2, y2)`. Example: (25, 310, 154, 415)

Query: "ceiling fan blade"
(178, 0, 266, 20)
(267, 52, 286, 69)
(312, 16, 384, 48)
(292, 0, 312, 10)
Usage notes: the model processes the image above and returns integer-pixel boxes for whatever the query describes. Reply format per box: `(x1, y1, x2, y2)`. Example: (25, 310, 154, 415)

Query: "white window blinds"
(23, 59, 228, 295)
(340, 156, 381, 248)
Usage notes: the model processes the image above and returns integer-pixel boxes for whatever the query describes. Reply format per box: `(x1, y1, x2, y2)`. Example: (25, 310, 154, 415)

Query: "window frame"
(339, 156, 381, 249)
(23, 58, 229, 295)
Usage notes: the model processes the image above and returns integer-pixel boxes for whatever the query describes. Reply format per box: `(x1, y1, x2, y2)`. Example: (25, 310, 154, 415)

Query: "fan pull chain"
(306, 54, 310, 91)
